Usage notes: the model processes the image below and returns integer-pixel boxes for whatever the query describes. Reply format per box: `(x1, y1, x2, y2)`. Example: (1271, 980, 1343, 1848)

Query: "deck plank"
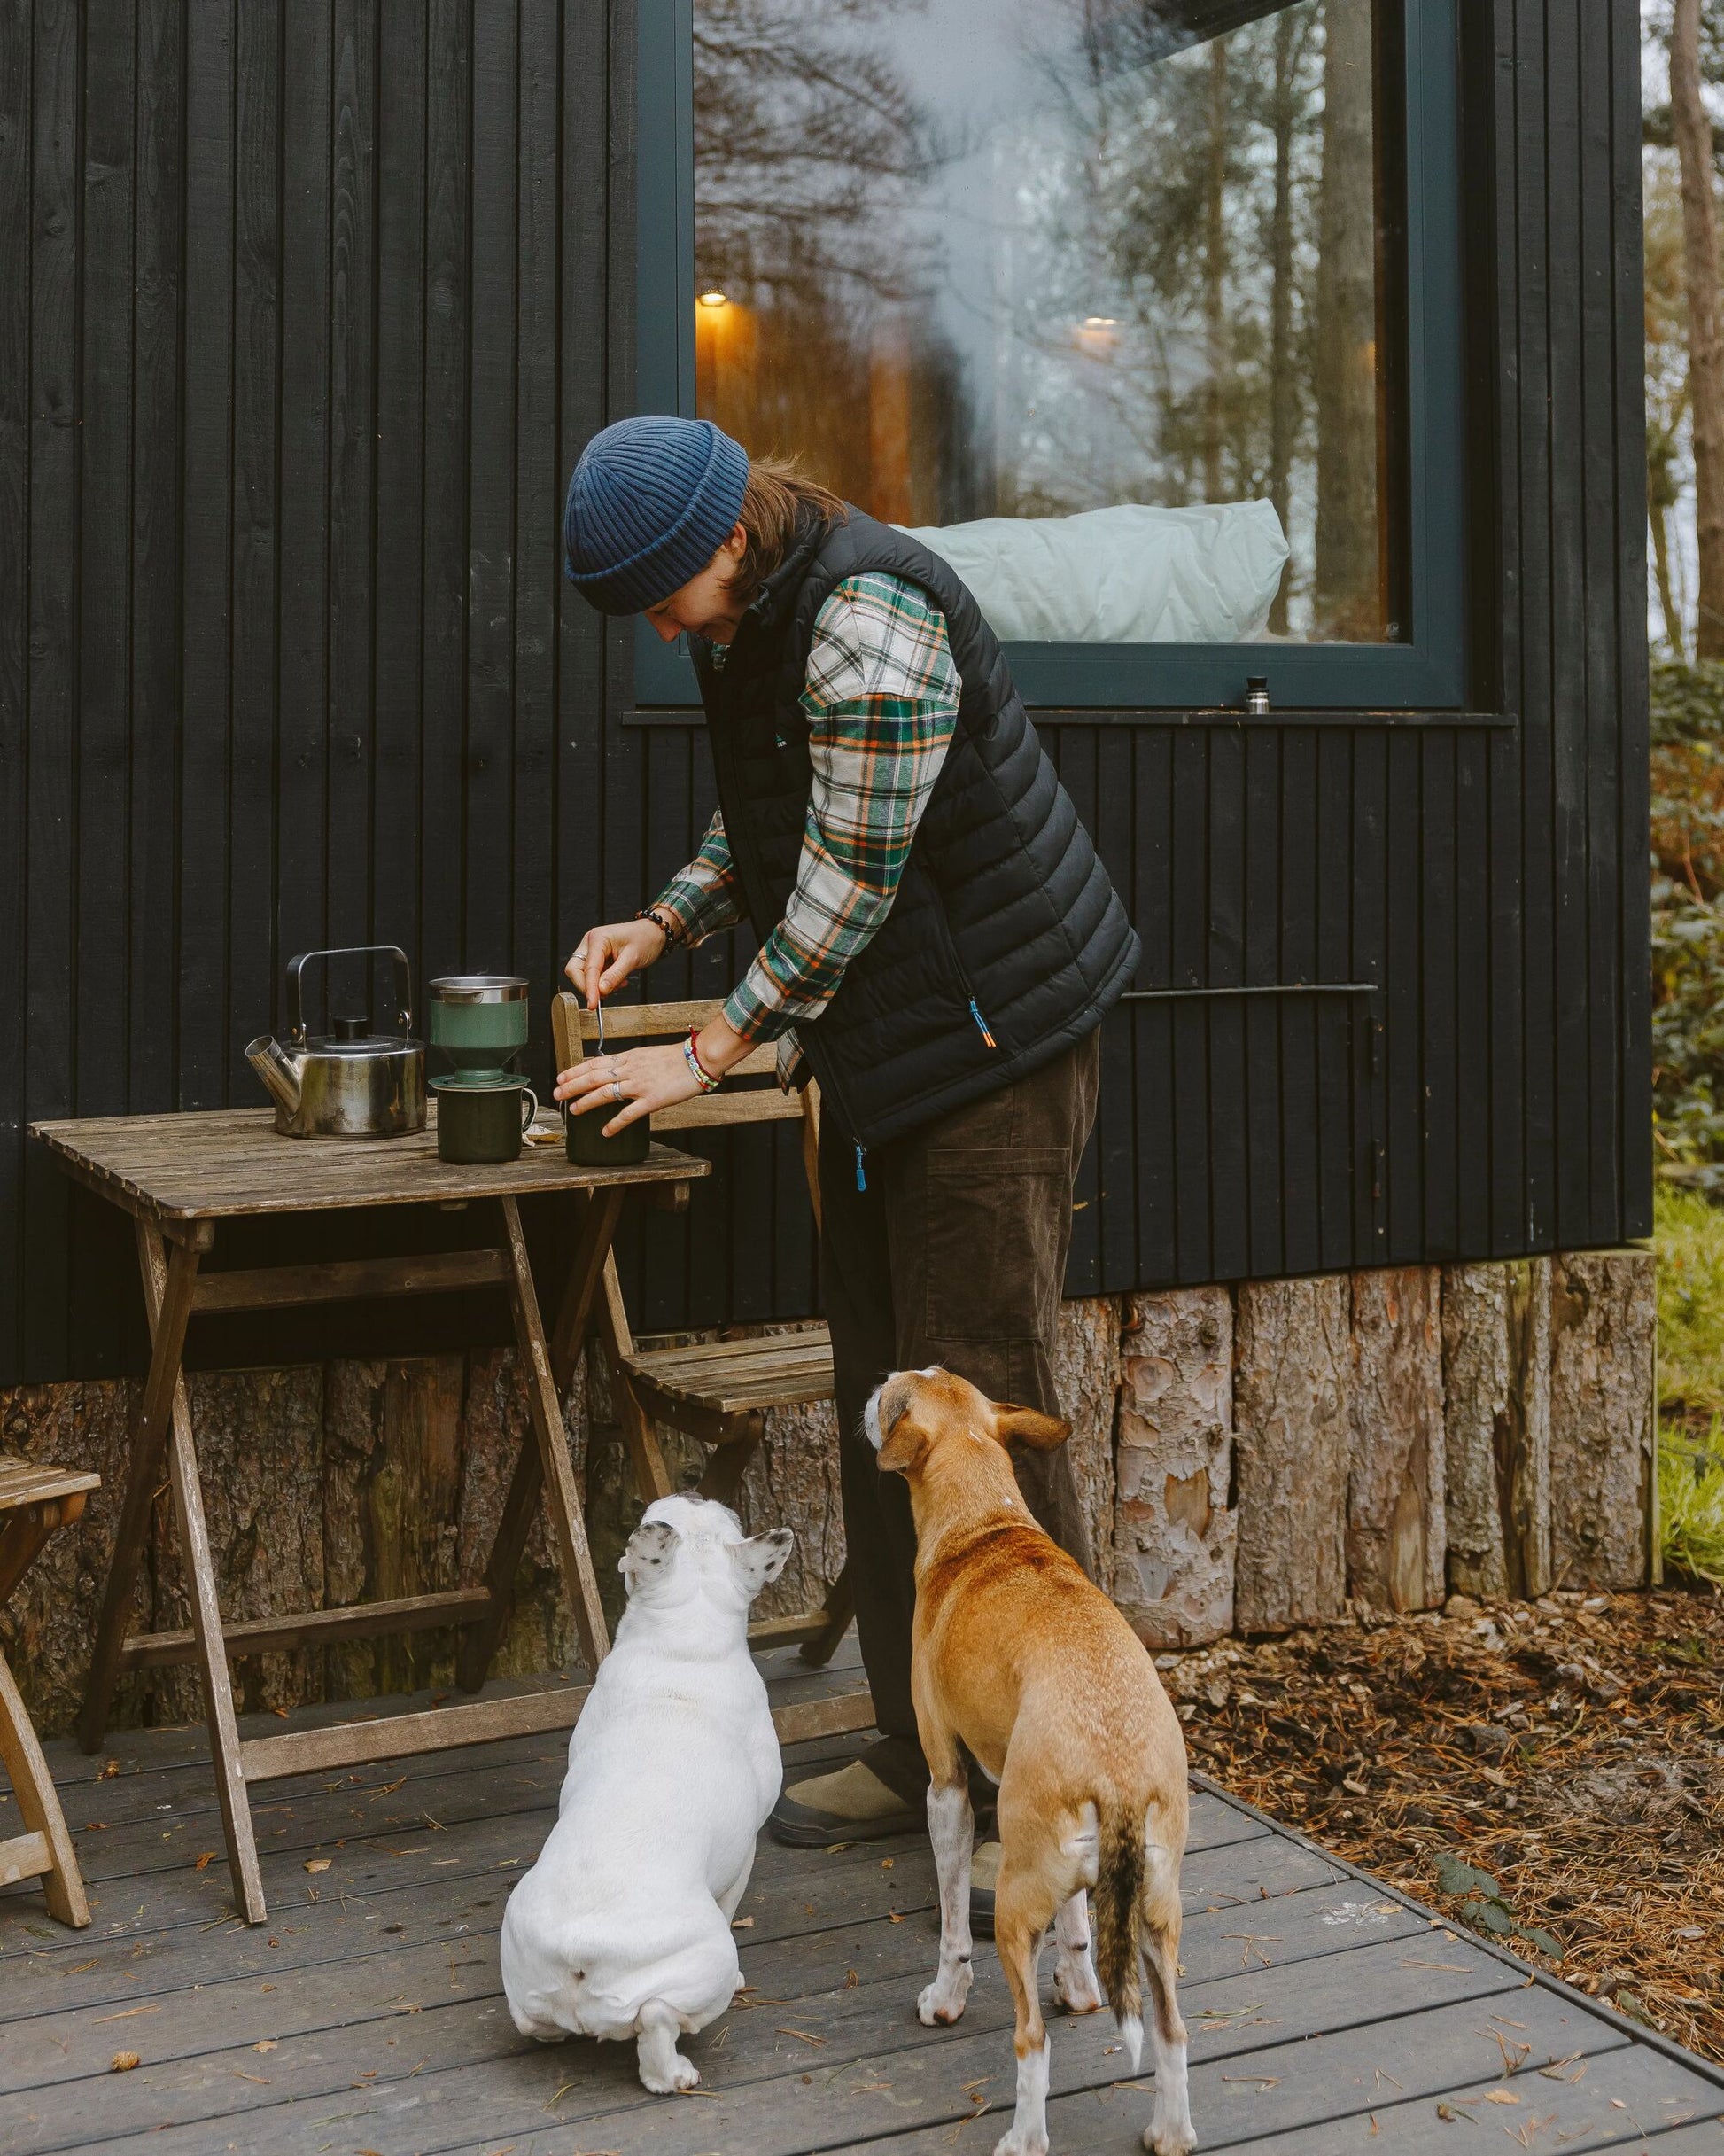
(0, 1872, 1394, 2150)
(3, 1923, 1508, 2156)
(40, 1929, 1524, 2156)
(0, 1655, 1717, 2156)
(1216, 2039, 1723, 2152)
(0, 1778, 1257, 1974)
(0, 1811, 1291, 2048)
(849, 1989, 1651, 2156)
(0, 1833, 1335, 2080)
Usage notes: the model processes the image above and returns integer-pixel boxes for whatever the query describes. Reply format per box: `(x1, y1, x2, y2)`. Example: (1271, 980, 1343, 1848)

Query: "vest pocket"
(927, 884, 1007, 1056)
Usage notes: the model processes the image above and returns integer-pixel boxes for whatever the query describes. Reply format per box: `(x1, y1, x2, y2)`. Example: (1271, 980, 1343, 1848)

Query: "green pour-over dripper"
(428, 975, 529, 1081)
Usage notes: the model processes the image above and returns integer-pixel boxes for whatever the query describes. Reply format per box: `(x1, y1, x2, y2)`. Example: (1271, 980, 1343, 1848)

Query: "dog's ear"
(618, 1517, 679, 1584)
(992, 1403, 1071, 1452)
(730, 1526, 794, 1600)
(875, 1407, 929, 1477)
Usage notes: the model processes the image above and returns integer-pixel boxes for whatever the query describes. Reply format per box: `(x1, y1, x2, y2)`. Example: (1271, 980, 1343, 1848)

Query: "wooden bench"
(0, 1459, 99, 1927)
(554, 993, 856, 1667)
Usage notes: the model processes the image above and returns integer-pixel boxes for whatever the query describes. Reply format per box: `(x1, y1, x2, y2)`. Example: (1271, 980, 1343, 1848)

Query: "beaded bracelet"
(682, 1031, 722, 1094)
(637, 904, 682, 950)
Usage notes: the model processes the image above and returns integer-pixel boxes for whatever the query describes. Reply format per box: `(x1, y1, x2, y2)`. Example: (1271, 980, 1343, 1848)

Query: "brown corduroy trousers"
(816, 1030, 1100, 1802)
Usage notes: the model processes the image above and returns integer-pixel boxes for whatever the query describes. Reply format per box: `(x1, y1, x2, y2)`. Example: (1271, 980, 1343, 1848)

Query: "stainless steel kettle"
(245, 946, 427, 1139)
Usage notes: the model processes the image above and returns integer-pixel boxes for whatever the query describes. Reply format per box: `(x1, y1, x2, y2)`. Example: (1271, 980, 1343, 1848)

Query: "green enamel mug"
(432, 1074, 539, 1164)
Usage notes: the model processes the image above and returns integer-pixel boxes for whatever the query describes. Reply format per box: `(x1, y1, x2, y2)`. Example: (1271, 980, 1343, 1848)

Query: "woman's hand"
(553, 1014, 754, 1137)
(556, 1040, 698, 1136)
(564, 917, 668, 1009)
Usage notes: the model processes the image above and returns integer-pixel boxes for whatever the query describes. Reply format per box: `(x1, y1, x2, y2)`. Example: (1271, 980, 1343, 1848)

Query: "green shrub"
(1654, 1182, 1724, 1584)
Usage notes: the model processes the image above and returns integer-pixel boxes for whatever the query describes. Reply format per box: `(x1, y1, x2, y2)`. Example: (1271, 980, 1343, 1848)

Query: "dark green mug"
(564, 1098, 650, 1167)
(432, 1075, 539, 1164)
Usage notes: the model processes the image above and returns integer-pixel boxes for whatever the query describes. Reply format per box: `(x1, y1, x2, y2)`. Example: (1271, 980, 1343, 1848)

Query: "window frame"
(633, 0, 1467, 712)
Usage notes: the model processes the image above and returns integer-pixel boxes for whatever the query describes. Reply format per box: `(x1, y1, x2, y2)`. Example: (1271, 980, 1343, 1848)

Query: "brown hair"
(725, 456, 846, 607)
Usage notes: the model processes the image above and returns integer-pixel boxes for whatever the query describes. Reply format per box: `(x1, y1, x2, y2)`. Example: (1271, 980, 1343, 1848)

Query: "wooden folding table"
(28, 1107, 724, 1923)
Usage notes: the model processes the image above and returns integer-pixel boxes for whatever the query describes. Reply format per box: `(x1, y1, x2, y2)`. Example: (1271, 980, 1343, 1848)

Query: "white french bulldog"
(500, 1493, 793, 2094)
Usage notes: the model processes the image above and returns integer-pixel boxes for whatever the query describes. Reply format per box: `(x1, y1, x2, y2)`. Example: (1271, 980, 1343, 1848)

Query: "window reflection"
(693, 0, 1401, 646)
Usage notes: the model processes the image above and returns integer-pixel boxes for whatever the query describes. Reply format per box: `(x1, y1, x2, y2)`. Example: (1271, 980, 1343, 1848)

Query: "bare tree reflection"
(691, 0, 1390, 640)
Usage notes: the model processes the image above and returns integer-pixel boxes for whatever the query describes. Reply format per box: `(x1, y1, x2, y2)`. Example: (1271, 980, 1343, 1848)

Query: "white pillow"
(895, 500, 1290, 644)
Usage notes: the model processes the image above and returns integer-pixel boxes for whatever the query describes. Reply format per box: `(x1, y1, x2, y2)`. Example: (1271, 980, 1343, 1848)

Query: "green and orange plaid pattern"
(652, 572, 960, 1057)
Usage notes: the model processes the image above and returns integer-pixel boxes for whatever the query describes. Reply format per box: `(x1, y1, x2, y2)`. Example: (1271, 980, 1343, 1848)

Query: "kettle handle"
(285, 946, 414, 1043)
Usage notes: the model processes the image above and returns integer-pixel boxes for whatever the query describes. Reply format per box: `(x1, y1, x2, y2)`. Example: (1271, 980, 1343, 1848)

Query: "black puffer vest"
(693, 509, 1139, 1152)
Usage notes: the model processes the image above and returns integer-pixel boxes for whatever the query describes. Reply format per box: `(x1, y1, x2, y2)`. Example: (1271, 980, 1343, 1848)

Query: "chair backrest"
(551, 993, 822, 1219)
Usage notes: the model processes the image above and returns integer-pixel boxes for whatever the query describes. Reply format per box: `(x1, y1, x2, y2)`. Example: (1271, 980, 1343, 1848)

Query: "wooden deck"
(1, 1645, 1720, 2156)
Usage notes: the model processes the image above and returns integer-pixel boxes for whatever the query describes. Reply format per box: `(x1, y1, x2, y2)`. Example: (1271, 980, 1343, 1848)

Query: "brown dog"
(866, 1367, 1195, 2156)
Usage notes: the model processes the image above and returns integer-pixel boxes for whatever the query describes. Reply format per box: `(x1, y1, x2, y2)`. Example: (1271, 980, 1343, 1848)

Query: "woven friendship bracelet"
(682, 1031, 722, 1094)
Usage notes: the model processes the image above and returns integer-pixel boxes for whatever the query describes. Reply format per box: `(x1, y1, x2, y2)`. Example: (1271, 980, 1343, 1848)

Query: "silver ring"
(612, 1079, 624, 1103)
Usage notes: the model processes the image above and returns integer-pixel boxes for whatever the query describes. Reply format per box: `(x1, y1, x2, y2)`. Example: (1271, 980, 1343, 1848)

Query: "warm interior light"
(698, 289, 728, 308)
(1083, 315, 1116, 329)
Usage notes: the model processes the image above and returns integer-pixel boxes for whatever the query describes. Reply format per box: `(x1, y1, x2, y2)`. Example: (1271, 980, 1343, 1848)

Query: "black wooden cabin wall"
(0, 0, 1653, 1386)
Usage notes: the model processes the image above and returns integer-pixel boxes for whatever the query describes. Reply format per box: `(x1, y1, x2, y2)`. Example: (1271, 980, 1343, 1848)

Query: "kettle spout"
(245, 1035, 302, 1117)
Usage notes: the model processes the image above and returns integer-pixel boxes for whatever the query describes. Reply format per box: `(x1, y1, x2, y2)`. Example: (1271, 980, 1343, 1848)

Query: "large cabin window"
(636, 0, 1465, 711)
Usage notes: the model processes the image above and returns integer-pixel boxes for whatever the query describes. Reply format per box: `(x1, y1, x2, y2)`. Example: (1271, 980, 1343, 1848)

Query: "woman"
(557, 415, 1139, 1862)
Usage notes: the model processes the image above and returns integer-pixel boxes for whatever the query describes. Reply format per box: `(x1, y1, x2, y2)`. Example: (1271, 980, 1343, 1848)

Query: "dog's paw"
(639, 2054, 701, 2096)
(1144, 2107, 1198, 2154)
(916, 1963, 973, 2026)
(992, 2128, 1050, 2156)
(1053, 1953, 1103, 2014)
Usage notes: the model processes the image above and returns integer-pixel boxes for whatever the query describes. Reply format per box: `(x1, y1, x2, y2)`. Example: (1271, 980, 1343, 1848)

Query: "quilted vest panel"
(692, 508, 1139, 1151)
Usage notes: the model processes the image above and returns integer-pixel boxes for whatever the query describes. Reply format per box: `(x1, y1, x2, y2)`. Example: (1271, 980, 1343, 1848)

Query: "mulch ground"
(1161, 1584, 1724, 2064)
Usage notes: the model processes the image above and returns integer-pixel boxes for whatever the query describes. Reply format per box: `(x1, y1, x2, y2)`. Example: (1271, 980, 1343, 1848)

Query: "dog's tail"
(1092, 1798, 1145, 2071)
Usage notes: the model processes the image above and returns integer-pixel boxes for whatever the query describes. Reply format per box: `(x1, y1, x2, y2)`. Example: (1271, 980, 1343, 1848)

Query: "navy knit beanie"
(563, 416, 749, 615)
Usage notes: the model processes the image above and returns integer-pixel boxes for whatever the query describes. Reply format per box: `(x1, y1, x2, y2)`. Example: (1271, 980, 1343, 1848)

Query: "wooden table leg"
(76, 1223, 208, 1755)
(457, 1188, 623, 1692)
(547, 1187, 625, 1395)
(0, 1645, 89, 1927)
(497, 1195, 610, 1671)
(134, 1221, 268, 1926)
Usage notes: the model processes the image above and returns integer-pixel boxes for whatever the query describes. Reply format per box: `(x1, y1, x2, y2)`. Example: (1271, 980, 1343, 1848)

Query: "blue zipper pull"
(855, 1141, 867, 1192)
(969, 998, 997, 1048)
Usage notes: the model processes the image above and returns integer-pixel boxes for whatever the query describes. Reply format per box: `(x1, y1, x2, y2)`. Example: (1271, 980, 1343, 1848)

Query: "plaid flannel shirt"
(652, 573, 960, 1071)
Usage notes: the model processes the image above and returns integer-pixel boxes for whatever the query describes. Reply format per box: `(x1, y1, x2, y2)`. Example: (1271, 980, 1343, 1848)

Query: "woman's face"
(643, 525, 749, 644)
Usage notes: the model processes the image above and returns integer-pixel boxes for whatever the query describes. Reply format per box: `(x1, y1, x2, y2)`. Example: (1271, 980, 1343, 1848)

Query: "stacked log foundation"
(0, 1250, 1656, 1737)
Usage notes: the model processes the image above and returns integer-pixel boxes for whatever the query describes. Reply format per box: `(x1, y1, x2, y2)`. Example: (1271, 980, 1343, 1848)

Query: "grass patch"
(1654, 1181, 1724, 1419)
(1660, 1431, 1724, 1586)
(1654, 1181, 1724, 1583)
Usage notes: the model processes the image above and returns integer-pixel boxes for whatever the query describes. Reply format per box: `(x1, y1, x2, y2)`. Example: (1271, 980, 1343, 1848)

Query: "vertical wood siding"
(0, 0, 1651, 1384)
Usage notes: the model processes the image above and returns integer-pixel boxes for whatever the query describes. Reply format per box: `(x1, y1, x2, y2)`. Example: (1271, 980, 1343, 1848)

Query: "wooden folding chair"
(0, 1459, 99, 1927)
(553, 994, 855, 1666)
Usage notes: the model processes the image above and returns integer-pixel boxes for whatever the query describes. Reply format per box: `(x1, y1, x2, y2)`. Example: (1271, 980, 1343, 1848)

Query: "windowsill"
(619, 705, 1515, 729)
